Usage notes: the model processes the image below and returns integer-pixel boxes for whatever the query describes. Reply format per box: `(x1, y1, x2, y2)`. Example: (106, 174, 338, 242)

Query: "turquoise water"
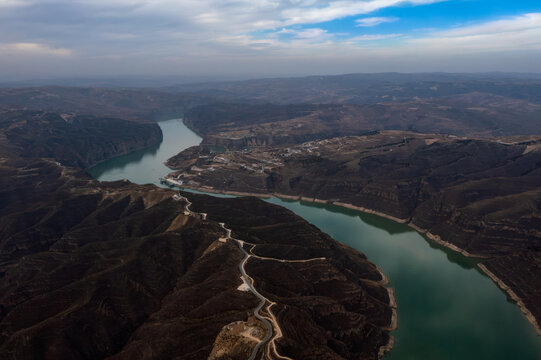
(87, 118, 202, 185)
(88, 119, 541, 359)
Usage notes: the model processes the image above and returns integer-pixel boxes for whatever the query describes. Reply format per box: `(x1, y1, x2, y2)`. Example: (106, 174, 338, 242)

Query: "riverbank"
(407, 224, 489, 259)
(375, 265, 398, 359)
(176, 184, 399, 343)
(88, 116, 541, 358)
(478, 264, 541, 336)
(177, 183, 541, 337)
(182, 116, 206, 138)
(180, 191, 398, 358)
(85, 138, 162, 171)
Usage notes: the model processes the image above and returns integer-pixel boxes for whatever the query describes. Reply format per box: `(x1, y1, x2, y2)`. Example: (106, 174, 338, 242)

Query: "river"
(88, 118, 541, 359)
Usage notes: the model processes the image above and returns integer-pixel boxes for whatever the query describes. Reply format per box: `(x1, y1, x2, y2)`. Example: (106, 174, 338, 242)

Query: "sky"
(1, 0, 541, 81)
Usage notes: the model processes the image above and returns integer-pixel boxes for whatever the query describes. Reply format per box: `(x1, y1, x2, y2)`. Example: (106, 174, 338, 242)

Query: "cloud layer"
(0, 0, 540, 79)
(355, 17, 399, 27)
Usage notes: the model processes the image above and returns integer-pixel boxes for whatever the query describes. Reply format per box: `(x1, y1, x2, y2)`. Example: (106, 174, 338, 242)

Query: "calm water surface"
(87, 118, 201, 185)
(88, 119, 541, 359)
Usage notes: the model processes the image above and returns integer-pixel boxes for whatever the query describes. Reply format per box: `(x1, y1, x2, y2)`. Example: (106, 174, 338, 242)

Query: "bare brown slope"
(0, 108, 162, 168)
(0, 158, 255, 359)
(171, 73, 541, 105)
(0, 106, 394, 359)
(168, 132, 541, 332)
(0, 158, 394, 359)
(186, 194, 395, 359)
(183, 98, 541, 150)
(0, 87, 212, 122)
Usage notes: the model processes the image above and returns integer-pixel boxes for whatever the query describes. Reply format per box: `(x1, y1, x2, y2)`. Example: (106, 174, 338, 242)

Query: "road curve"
(175, 192, 299, 359)
(231, 232, 275, 360)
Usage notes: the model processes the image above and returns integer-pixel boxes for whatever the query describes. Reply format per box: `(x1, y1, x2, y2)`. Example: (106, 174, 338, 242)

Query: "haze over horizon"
(1, 0, 541, 81)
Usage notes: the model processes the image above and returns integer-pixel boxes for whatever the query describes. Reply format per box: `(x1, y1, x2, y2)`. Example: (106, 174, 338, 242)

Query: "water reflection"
(289, 199, 478, 271)
(423, 237, 480, 270)
(87, 118, 201, 186)
(298, 200, 413, 235)
(268, 197, 541, 360)
(88, 142, 161, 179)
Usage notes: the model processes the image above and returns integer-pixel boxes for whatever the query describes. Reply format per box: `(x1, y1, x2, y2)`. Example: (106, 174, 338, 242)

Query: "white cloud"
(296, 28, 327, 39)
(8, 0, 443, 34)
(351, 33, 403, 41)
(277, 27, 330, 40)
(0, 0, 26, 6)
(282, 0, 442, 26)
(407, 13, 541, 52)
(1, 1, 541, 77)
(355, 16, 398, 27)
(0, 0, 444, 51)
(0, 42, 72, 56)
(439, 12, 541, 37)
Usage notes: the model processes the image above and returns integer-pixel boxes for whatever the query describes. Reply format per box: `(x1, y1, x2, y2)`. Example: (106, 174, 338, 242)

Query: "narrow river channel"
(88, 118, 541, 359)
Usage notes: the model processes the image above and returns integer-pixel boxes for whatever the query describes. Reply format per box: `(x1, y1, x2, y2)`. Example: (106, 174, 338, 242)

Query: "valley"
(2, 72, 541, 359)
(167, 99, 541, 340)
(94, 119, 541, 359)
(0, 115, 394, 358)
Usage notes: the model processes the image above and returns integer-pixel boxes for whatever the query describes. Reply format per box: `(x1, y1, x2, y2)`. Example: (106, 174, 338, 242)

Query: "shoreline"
(177, 183, 541, 337)
(181, 117, 206, 139)
(407, 223, 490, 259)
(375, 265, 398, 359)
(179, 184, 399, 356)
(85, 138, 162, 171)
(332, 201, 408, 224)
(85, 123, 164, 171)
(478, 264, 541, 336)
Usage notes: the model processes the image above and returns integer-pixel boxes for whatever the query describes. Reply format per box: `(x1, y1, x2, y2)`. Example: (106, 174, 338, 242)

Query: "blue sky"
(299, 1, 538, 37)
(1, 0, 541, 79)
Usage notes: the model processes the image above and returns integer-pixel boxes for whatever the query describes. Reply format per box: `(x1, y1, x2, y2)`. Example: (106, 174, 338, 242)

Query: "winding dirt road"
(175, 192, 324, 359)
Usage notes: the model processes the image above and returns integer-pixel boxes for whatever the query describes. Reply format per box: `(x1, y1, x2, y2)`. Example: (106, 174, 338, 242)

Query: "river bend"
(88, 118, 541, 360)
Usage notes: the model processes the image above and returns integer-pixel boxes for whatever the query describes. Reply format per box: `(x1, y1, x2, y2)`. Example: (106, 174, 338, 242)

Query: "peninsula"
(167, 97, 541, 335)
(0, 106, 394, 359)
